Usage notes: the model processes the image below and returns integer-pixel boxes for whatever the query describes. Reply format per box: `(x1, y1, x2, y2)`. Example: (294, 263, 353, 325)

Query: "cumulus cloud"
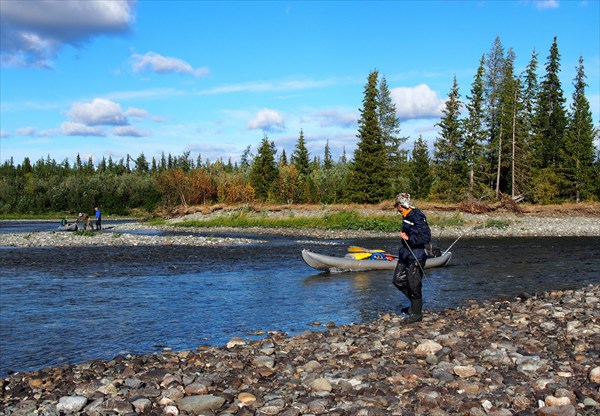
(60, 98, 157, 137)
(0, 0, 136, 68)
(0, 130, 10, 138)
(60, 121, 106, 136)
(131, 51, 210, 77)
(390, 84, 445, 120)
(314, 109, 357, 128)
(67, 98, 128, 126)
(247, 108, 286, 132)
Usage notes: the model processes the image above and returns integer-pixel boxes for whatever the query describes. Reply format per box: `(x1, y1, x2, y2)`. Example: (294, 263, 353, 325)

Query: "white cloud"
(67, 98, 128, 126)
(390, 84, 445, 120)
(131, 51, 210, 77)
(60, 122, 105, 136)
(247, 108, 286, 132)
(0, 130, 10, 138)
(314, 109, 357, 128)
(0, 0, 136, 67)
(112, 126, 149, 137)
(16, 127, 38, 136)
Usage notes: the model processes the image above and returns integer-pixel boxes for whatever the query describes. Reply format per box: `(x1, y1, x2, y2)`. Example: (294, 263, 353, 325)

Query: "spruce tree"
(483, 37, 506, 191)
(409, 136, 432, 198)
(348, 69, 389, 203)
(494, 48, 520, 196)
(432, 76, 467, 201)
(535, 36, 567, 169)
(516, 50, 539, 199)
(249, 135, 278, 201)
(323, 140, 333, 170)
(561, 56, 596, 202)
(279, 148, 288, 166)
(291, 129, 311, 176)
(377, 75, 406, 197)
(463, 56, 488, 197)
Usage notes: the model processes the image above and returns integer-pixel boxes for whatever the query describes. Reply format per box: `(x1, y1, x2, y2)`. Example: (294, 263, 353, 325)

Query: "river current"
(1, 221, 599, 376)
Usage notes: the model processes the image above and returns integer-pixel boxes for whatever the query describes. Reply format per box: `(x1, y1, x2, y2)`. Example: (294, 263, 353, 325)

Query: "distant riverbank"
(1, 210, 599, 248)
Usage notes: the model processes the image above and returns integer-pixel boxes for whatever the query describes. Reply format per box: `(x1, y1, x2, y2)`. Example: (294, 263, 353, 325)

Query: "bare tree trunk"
(469, 147, 474, 195)
(495, 128, 503, 197)
(511, 90, 517, 198)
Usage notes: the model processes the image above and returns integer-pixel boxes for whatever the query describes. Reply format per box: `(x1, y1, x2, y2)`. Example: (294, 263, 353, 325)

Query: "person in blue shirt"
(95, 207, 102, 231)
(392, 193, 431, 323)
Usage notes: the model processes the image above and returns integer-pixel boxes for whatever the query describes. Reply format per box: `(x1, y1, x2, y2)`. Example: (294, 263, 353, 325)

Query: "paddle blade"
(348, 246, 385, 253)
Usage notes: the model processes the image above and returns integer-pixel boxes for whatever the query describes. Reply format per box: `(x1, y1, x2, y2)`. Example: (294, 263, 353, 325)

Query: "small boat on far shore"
(301, 249, 452, 273)
(57, 223, 78, 232)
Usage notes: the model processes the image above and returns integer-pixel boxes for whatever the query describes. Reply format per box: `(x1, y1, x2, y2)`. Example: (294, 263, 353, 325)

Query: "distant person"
(392, 193, 431, 323)
(95, 207, 102, 231)
(78, 212, 93, 231)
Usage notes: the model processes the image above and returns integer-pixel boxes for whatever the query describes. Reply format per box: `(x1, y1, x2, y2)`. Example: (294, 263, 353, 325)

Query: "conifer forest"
(1, 37, 598, 215)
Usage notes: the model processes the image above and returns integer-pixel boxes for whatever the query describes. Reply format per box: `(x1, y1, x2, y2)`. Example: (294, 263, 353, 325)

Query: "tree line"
(0, 36, 597, 215)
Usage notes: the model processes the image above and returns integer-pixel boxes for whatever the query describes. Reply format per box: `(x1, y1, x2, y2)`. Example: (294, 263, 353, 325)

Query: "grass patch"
(173, 210, 468, 232)
(74, 230, 97, 237)
(473, 218, 512, 230)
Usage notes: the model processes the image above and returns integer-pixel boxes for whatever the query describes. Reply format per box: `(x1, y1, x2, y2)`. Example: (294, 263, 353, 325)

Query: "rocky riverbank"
(2, 284, 599, 415)
(0, 226, 264, 248)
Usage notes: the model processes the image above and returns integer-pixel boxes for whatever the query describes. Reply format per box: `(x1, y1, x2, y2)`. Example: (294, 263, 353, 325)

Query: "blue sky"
(1, 0, 599, 166)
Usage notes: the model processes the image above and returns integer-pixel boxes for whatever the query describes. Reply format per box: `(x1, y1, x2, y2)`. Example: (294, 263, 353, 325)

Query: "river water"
(1, 221, 599, 376)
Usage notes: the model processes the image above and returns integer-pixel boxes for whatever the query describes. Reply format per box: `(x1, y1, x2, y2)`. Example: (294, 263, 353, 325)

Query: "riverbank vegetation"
(157, 209, 467, 232)
(1, 37, 597, 216)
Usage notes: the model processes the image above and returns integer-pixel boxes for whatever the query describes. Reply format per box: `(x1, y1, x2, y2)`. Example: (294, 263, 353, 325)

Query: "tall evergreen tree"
(377, 75, 406, 197)
(494, 48, 520, 196)
(240, 145, 252, 173)
(291, 129, 311, 176)
(135, 153, 149, 174)
(432, 76, 467, 201)
(535, 36, 567, 169)
(348, 69, 389, 203)
(483, 36, 506, 190)
(249, 135, 278, 201)
(279, 148, 288, 166)
(516, 49, 540, 199)
(561, 56, 596, 202)
(409, 136, 432, 198)
(323, 140, 333, 170)
(463, 56, 488, 197)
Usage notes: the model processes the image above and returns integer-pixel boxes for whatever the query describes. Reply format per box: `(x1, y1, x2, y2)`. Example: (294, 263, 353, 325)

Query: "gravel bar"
(2, 285, 598, 415)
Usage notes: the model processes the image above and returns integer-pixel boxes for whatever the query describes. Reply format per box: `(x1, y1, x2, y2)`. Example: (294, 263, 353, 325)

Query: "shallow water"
(1, 223, 599, 376)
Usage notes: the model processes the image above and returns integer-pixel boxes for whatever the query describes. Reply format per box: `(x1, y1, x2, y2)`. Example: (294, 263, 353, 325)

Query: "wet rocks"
(2, 284, 599, 415)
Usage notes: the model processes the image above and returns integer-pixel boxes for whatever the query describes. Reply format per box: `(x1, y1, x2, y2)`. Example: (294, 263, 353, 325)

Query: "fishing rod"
(442, 229, 468, 256)
(402, 237, 426, 277)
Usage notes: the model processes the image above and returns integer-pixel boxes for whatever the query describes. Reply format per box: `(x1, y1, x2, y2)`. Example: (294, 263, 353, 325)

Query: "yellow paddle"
(347, 252, 373, 260)
(347, 246, 386, 253)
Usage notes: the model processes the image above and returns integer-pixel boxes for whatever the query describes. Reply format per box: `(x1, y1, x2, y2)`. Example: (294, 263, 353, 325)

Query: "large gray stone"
(177, 395, 226, 412)
(56, 396, 88, 413)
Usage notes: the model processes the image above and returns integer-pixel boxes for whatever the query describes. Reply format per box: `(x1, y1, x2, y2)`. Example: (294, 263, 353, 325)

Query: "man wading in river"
(392, 193, 431, 323)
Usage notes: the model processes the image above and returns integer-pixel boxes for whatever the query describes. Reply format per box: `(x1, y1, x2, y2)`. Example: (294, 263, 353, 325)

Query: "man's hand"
(401, 232, 409, 241)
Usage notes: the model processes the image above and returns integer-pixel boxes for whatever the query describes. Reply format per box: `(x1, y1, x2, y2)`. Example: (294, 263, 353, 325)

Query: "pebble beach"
(1, 213, 599, 415)
(2, 285, 598, 415)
